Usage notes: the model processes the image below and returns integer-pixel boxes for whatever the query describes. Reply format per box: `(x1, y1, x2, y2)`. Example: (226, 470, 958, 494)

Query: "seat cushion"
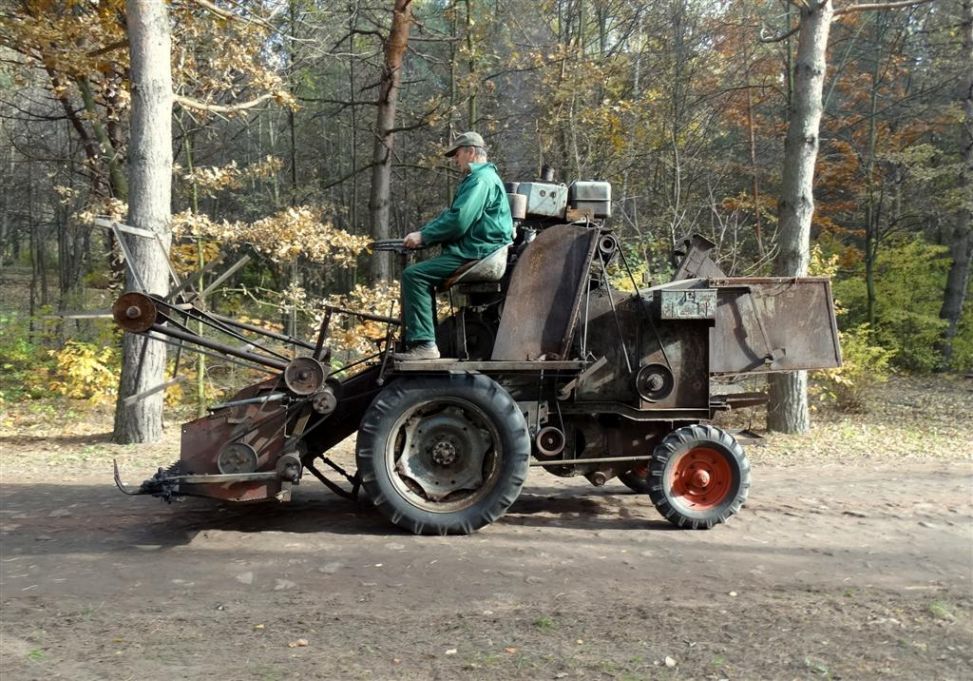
(441, 245, 510, 290)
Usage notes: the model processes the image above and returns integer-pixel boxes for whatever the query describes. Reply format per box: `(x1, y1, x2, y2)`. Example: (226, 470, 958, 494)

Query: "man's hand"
(403, 231, 423, 249)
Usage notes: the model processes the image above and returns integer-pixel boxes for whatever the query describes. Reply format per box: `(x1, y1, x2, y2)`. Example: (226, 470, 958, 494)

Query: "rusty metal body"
(110, 195, 840, 532)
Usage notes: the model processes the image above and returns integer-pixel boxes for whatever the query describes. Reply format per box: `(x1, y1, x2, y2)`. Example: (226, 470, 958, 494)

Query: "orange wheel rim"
(668, 447, 733, 510)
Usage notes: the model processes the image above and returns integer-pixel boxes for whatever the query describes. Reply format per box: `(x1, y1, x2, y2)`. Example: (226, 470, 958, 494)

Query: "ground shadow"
(1, 478, 690, 559)
(0, 432, 114, 447)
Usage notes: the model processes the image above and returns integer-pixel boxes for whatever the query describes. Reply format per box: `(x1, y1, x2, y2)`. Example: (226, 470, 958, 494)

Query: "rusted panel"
(673, 234, 726, 281)
(176, 378, 289, 502)
(709, 277, 842, 374)
(492, 224, 598, 360)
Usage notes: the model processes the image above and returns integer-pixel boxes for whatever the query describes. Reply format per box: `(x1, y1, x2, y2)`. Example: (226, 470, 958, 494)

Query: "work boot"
(393, 342, 441, 361)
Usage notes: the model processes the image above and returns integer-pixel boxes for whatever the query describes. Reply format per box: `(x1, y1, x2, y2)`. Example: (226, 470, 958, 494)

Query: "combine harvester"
(109, 176, 841, 534)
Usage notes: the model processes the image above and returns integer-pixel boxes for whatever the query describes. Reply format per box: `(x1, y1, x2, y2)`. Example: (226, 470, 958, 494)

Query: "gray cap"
(444, 131, 485, 157)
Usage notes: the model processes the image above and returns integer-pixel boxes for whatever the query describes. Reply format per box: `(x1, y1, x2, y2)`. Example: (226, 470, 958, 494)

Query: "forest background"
(0, 0, 970, 436)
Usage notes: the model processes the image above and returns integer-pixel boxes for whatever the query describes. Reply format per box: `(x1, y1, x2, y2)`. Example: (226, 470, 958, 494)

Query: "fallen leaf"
(287, 638, 309, 648)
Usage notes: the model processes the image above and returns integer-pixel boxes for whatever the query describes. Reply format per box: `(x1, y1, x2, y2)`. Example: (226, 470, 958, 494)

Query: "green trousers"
(402, 253, 469, 343)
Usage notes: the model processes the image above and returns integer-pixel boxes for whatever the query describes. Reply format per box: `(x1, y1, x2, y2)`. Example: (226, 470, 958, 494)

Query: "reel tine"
(122, 377, 187, 407)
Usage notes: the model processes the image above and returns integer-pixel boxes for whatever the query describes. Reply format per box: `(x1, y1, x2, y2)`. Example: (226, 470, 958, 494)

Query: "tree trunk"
(368, 0, 413, 284)
(767, 0, 833, 434)
(113, 0, 173, 444)
(938, 0, 973, 368)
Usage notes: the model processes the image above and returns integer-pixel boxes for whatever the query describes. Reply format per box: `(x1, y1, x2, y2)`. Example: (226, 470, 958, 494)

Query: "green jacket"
(420, 162, 513, 260)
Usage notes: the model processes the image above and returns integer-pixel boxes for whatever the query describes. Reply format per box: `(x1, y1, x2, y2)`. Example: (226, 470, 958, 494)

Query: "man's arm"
(418, 175, 488, 246)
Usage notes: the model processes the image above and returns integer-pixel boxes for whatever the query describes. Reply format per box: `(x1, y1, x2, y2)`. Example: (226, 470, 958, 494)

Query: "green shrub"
(833, 237, 950, 371)
(949, 306, 973, 371)
(0, 312, 54, 400)
(813, 324, 896, 412)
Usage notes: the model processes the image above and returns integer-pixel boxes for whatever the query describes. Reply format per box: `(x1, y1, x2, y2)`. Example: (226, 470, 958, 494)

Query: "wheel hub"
(431, 440, 458, 465)
(670, 447, 733, 509)
(398, 407, 491, 501)
(690, 469, 711, 488)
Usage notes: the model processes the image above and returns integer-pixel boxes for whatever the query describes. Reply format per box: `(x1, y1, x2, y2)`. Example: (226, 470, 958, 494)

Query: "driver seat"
(440, 244, 510, 291)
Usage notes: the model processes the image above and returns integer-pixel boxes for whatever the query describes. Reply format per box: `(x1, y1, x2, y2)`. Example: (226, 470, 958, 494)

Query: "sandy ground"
(1, 377, 972, 680)
(0, 462, 970, 681)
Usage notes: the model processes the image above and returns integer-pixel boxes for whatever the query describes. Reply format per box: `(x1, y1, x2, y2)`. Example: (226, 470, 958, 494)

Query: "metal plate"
(491, 224, 599, 360)
(708, 277, 842, 374)
(658, 289, 717, 319)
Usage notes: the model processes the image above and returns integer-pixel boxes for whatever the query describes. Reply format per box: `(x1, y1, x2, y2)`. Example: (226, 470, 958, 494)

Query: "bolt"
(125, 306, 140, 319)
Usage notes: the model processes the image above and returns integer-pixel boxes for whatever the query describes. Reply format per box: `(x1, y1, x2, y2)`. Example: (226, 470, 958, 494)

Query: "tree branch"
(760, 23, 801, 43)
(189, 0, 275, 32)
(174, 92, 277, 114)
(834, 0, 937, 16)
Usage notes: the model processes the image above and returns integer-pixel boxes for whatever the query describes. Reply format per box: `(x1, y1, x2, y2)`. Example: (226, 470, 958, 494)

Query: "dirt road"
(1, 450, 971, 681)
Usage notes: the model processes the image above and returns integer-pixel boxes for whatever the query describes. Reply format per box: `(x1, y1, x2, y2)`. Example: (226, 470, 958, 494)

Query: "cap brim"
(444, 146, 460, 158)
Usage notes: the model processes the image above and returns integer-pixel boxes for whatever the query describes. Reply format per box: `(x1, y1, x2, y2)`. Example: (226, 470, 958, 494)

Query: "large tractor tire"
(618, 464, 651, 493)
(648, 424, 750, 529)
(356, 374, 530, 535)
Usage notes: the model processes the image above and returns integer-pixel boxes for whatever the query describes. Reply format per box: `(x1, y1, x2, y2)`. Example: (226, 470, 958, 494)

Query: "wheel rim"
(386, 398, 501, 513)
(667, 447, 733, 510)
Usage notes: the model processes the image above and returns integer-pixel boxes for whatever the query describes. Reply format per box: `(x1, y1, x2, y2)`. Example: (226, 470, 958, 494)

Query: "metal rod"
(166, 256, 225, 302)
(581, 274, 591, 357)
(157, 232, 184, 290)
(305, 460, 357, 501)
(145, 333, 280, 375)
(209, 312, 316, 352)
(147, 323, 289, 370)
(604, 283, 634, 375)
(314, 308, 333, 359)
(323, 304, 401, 326)
(530, 454, 655, 467)
(335, 351, 383, 377)
(208, 392, 287, 412)
(619, 246, 673, 372)
(199, 254, 252, 298)
(110, 225, 147, 291)
(52, 311, 113, 320)
(163, 472, 280, 484)
(122, 377, 186, 406)
(157, 303, 291, 361)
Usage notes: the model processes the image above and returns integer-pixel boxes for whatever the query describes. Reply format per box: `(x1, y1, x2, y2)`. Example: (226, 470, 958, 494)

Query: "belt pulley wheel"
(112, 292, 158, 333)
(217, 442, 258, 474)
(284, 357, 326, 396)
(635, 363, 674, 402)
(535, 426, 566, 458)
(597, 234, 619, 264)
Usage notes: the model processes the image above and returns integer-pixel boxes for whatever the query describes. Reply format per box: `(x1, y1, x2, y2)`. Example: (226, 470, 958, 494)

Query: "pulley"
(535, 426, 566, 458)
(284, 357, 326, 396)
(635, 363, 674, 402)
(112, 292, 158, 333)
(217, 442, 258, 474)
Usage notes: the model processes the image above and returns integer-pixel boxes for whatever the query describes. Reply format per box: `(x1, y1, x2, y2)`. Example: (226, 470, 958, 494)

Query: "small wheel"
(618, 464, 651, 493)
(648, 425, 750, 529)
(356, 374, 530, 535)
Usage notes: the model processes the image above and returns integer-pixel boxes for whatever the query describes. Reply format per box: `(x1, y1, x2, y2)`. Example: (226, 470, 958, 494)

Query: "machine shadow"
(1, 479, 679, 560)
